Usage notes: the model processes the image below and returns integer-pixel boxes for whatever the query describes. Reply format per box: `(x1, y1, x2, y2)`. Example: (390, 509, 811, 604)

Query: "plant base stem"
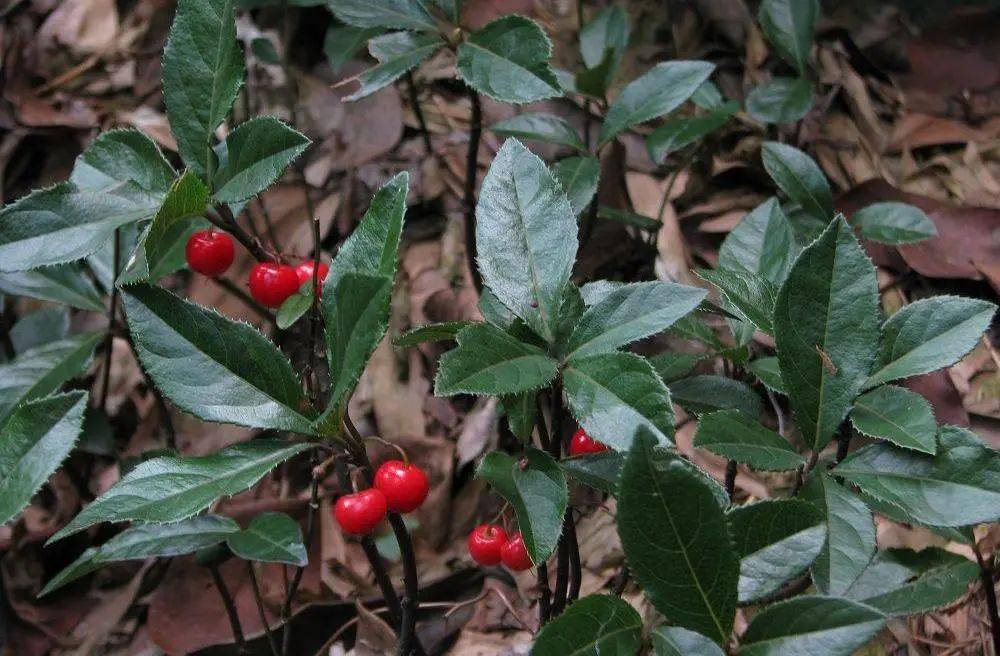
(463, 89, 483, 292)
(209, 564, 248, 655)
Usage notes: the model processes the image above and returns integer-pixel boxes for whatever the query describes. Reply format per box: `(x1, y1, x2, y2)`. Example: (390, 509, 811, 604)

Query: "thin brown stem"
(566, 515, 581, 604)
(207, 205, 272, 262)
(463, 88, 483, 292)
(537, 561, 552, 624)
(974, 544, 1000, 655)
(247, 561, 280, 656)
(0, 298, 15, 360)
(98, 229, 121, 412)
(724, 460, 738, 501)
(209, 564, 248, 655)
(280, 455, 320, 656)
(610, 566, 630, 596)
(406, 71, 433, 155)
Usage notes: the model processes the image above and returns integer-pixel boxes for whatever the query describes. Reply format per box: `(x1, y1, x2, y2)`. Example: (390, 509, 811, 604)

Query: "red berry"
(248, 262, 300, 308)
(294, 260, 329, 294)
(334, 488, 388, 536)
(569, 428, 610, 456)
(374, 460, 429, 513)
(500, 532, 533, 571)
(186, 230, 234, 277)
(468, 524, 507, 566)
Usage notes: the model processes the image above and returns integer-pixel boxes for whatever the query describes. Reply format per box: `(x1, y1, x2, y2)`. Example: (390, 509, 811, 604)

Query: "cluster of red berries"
(467, 524, 532, 571)
(333, 460, 429, 535)
(185, 229, 329, 309)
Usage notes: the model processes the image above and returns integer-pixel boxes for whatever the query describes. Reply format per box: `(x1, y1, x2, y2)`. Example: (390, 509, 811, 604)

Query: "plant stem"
(99, 228, 121, 413)
(406, 72, 433, 155)
(974, 544, 1000, 655)
(724, 460, 738, 500)
(463, 88, 483, 292)
(546, 382, 572, 620)
(247, 561, 280, 656)
(537, 562, 552, 624)
(566, 514, 581, 604)
(280, 456, 320, 656)
(0, 298, 15, 359)
(209, 563, 248, 655)
(207, 205, 271, 262)
(610, 566, 630, 595)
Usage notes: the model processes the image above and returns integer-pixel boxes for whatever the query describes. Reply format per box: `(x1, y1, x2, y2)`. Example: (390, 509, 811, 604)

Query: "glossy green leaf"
(0, 392, 87, 525)
(394, 321, 469, 347)
(560, 451, 623, 494)
(647, 351, 701, 383)
(866, 296, 996, 388)
(533, 594, 642, 656)
(851, 385, 937, 454)
(646, 101, 738, 164)
(563, 352, 675, 450)
(552, 157, 600, 216)
(691, 80, 725, 109)
(694, 410, 803, 471)
(435, 323, 558, 396)
(0, 332, 101, 422)
(669, 376, 763, 418)
(162, 0, 245, 180)
(696, 268, 777, 334)
(652, 626, 725, 656)
(834, 425, 1000, 527)
(456, 16, 561, 104)
(748, 357, 785, 393)
(227, 511, 306, 565)
(728, 499, 825, 603)
(757, 0, 819, 75)
(213, 117, 310, 202)
(275, 285, 313, 330)
(580, 6, 629, 70)
(500, 392, 536, 440)
(773, 216, 878, 450)
(490, 114, 585, 152)
(598, 60, 715, 146)
(10, 308, 70, 355)
(476, 139, 576, 343)
(618, 432, 738, 643)
(566, 281, 706, 360)
(324, 25, 384, 73)
(844, 548, 978, 616)
(761, 142, 833, 222)
(852, 201, 936, 245)
(0, 264, 104, 312)
(746, 77, 814, 124)
(477, 447, 567, 564)
(50, 439, 311, 543)
(70, 129, 175, 195)
(345, 31, 443, 101)
(327, 0, 436, 31)
(739, 596, 884, 656)
(123, 284, 313, 432)
(718, 198, 796, 285)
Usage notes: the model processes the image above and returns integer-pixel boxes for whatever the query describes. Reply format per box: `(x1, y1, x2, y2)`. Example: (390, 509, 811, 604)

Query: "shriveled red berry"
(294, 260, 329, 294)
(248, 262, 300, 308)
(334, 488, 388, 536)
(468, 524, 507, 566)
(569, 428, 610, 456)
(374, 460, 429, 513)
(186, 230, 234, 277)
(500, 532, 533, 571)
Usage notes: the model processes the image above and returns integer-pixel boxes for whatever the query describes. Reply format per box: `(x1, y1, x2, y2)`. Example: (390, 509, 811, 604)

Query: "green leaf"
(596, 206, 660, 231)
(748, 357, 785, 393)
(761, 142, 833, 222)
(345, 31, 443, 102)
(696, 268, 777, 334)
(476, 447, 567, 563)
(694, 410, 803, 471)
(456, 16, 561, 104)
(123, 284, 313, 432)
(40, 515, 239, 595)
(0, 392, 87, 525)
(162, 0, 245, 180)
(576, 6, 630, 97)
(394, 321, 469, 347)
(250, 37, 281, 64)
(757, 0, 819, 75)
(773, 216, 878, 451)
(490, 114, 586, 152)
(844, 548, 978, 616)
(718, 198, 796, 285)
(552, 157, 600, 216)
(834, 425, 1000, 527)
(646, 101, 738, 164)
(617, 432, 738, 643)
(50, 439, 311, 543)
(669, 314, 723, 349)
(10, 308, 70, 355)
(275, 286, 313, 330)
(560, 451, 623, 494)
(799, 471, 876, 596)
(851, 385, 937, 454)
(647, 351, 701, 383)
(70, 129, 176, 195)
(0, 182, 160, 271)
(500, 392, 536, 440)
(0, 264, 104, 312)
(476, 139, 576, 343)
(213, 117, 310, 202)
(0, 333, 101, 422)
(563, 352, 675, 450)
(227, 511, 306, 565)
(431, 0, 459, 23)
(598, 60, 715, 146)
(532, 595, 642, 656)
(652, 626, 725, 656)
(327, 0, 436, 31)
(739, 596, 884, 656)
(435, 323, 558, 396)
(728, 499, 825, 603)
(669, 376, 763, 418)
(852, 202, 937, 245)
(866, 296, 996, 388)
(324, 25, 384, 73)
(565, 281, 706, 360)
(746, 77, 814, 124)
(691, 80, 725, 109)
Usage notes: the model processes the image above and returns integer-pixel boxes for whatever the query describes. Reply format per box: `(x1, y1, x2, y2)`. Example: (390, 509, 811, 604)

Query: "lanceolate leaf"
(0, 264, 104, 312)
(533, 595, 642, 656)
(746, 77, 814, 124)
(434, 323, 558, 396)
(475, 139, 576, 343)
(563, 352, 675, 450)
(696, 268, 777, 334)
(344, 32, 443, 102)
(560, 451, 624, 494)
(0, 332, 101, 422)
(652, 626, 725, 656)
(747, 357, 785, 393)
(0, 392, 87, 525)
(761, 142, 833, 222)
(646, 101, 738, 163)
(501, 392, 536, 441)
(851, 385, 937, 454)
(694, 410, 804, 471)
(865, 296, 996, 388)
(552, 156, 600, 216)
(852, 202, 936, 245)
(617, 432, 738, 644)
(123, 284, 314, 433)
(393, 321, 470, 347)
(324, 24, 384, 72)
(579, 6, 629, 70)
(739, 596, 884, 656)
(227, 511, 306, 565)
(773, 216, 879, 451)
(718, 198, 796, 285)
(456, 16, 561, 104)
(490, 114, 586, 152)
(647, 351, 701, 383)
(598, 60, 715, 146)
(327, 0, 436, 31)
(834, 425, 1000, 527)
(669, 376, 763, 418)
(476, 448, 567, 564)
(162, 0, 245, 180)
(757, 0, 819, 75)
(844, 548, 978, 616)
(50, 439, 311, 542)
(70, 129, 176, 195)
(213, 117, 310, 202)
(566, 281, 706, 360)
